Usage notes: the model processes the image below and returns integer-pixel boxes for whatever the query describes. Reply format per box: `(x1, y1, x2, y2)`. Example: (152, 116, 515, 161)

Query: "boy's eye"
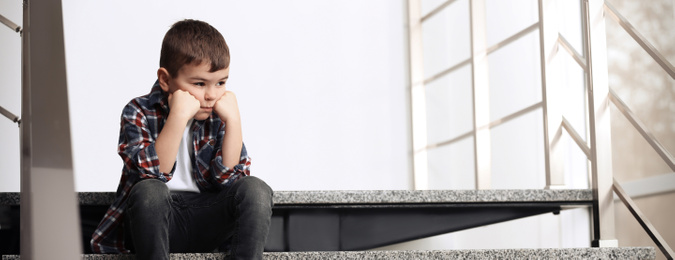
(216, 81, 226, 87)
(193, 82, 205, 87)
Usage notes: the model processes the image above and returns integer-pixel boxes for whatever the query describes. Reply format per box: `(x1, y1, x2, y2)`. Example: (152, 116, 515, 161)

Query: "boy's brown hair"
(160, 19, 230, 77)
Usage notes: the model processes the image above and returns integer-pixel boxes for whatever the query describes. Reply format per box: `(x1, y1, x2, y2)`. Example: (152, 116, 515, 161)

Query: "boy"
(91, 19, 273, 260)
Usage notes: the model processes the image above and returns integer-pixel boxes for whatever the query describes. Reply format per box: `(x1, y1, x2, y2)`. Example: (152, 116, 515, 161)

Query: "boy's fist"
(168, 90, 200, 121)
(214, 91, 241, 123)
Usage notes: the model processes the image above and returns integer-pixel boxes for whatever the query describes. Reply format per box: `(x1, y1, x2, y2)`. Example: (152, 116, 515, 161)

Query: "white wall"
(0, 1, 412, 192)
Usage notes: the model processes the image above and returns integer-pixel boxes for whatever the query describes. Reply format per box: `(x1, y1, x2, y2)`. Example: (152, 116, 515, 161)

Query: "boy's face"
(159, 62, 229, 121)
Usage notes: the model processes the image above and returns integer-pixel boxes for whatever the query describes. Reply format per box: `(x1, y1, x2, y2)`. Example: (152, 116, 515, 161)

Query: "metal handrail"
(421, 0, 459, 22)
(417, 101, 542, 153)
(602, 2, 674, 257)
(613, 179, 674, 260)
(1, 13, 22, 126)
(604, 0, 675, 79)
(557, 33, 587, 69)
(608, 89, 675, 171)
(0, 105, 21, 126)
(561, 116, 590, 158)
(0, 13, 21, 33)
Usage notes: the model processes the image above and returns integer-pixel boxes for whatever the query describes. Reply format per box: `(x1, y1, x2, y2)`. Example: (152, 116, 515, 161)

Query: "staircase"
(0, 190, 656, 259)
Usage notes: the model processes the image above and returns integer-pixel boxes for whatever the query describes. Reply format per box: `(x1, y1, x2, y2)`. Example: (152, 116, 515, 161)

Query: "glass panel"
(485, 0, 538, 47)
(425, 65, 473, 145)
(422, 0, 471, 79)
(427, 136, 476, 189)
(490, 108, 545, 189)
(488, 30, 542, 121)
(557, 0, 584, 57)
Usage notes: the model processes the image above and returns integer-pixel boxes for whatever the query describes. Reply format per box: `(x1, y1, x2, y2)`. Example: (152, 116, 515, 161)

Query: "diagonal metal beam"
(558, 33, 587, 69)
(421, 0, 460, 22)
(0, 105, 20, 125)
(613, 179, 674, 259)
(561, 116, 591, 159)
(604, 1, 675, 79)
(0, 13, 21, 33)
(609, 89, 675, 171)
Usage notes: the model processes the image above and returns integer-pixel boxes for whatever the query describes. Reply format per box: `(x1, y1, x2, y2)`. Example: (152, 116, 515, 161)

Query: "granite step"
(1, 189, 595, 206)
(0, 247, 656, 260)
(1, 190, 595, 253)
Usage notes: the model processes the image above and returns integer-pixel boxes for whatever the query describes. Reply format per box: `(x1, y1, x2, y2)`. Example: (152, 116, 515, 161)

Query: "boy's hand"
(214, 91, 241, 123)
(168, 90, 200, 121)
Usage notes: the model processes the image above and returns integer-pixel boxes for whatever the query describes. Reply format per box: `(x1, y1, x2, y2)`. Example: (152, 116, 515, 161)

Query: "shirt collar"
(148, 80, 169, 112)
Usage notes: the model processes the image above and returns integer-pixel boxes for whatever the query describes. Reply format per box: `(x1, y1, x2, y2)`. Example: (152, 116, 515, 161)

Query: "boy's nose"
(204, 87, 215, 101)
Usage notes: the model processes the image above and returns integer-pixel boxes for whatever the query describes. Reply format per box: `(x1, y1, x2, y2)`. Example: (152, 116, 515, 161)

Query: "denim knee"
(233, 176, 273, 210)
(128, 179, 171, 213)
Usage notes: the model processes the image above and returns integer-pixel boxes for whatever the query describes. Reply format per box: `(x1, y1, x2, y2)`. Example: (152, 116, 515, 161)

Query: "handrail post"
(470, 0, 491, 190)
(583, 0, 617, 247)
(538, 0, 565, 189)
(407, 0, 429, 190)
(20, 0, 83, 258)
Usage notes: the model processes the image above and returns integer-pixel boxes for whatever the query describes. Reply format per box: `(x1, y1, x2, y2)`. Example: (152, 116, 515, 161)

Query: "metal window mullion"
(539, 0, 565, 188)
(408, 0, 429, 190)
(583, 0, 617, 247)
(470, 0, 491, 190)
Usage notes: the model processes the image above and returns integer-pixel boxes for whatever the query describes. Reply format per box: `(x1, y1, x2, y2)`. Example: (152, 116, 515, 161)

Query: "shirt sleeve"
(117, 102, 173, 182)
(210, 143, 251, 185)
(194, 120, 251, 188)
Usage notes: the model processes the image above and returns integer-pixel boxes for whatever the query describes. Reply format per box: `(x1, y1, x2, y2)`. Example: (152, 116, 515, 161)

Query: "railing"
(0, 12, 21, 33)
(602, 1, 674, 259)
(553, 0, 673, 257)
(0, 13, 21, 126)
(408, 0, 672, 257)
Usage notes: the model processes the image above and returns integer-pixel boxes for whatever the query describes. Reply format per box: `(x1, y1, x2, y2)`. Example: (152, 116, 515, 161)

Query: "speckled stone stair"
(0, 247, 657, 260)
(5, 189, 645, 258)
(1, 189, 595, 206)
(1, 189, 598, 254)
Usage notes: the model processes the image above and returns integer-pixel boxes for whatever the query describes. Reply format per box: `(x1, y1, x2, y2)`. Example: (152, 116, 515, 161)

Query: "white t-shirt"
(165, 120, 200, 193)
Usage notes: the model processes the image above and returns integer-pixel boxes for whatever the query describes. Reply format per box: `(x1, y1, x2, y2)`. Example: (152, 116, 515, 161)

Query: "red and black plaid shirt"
(90, 81, 251, 253)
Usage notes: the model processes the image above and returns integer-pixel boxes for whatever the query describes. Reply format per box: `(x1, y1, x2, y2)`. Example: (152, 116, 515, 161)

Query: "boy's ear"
(157, 68, 171, 93)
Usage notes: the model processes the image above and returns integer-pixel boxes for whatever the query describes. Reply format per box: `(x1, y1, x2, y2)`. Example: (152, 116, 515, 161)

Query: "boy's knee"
(234, 176, 273, 208)
(128, 179, 170, 210)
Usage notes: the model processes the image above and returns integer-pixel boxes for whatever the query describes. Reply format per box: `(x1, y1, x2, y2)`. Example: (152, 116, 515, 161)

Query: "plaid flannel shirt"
(90, 81, 251, 253)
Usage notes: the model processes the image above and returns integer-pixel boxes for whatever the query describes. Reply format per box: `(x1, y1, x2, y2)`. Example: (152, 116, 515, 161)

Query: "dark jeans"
(125, 176, 273, 260)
